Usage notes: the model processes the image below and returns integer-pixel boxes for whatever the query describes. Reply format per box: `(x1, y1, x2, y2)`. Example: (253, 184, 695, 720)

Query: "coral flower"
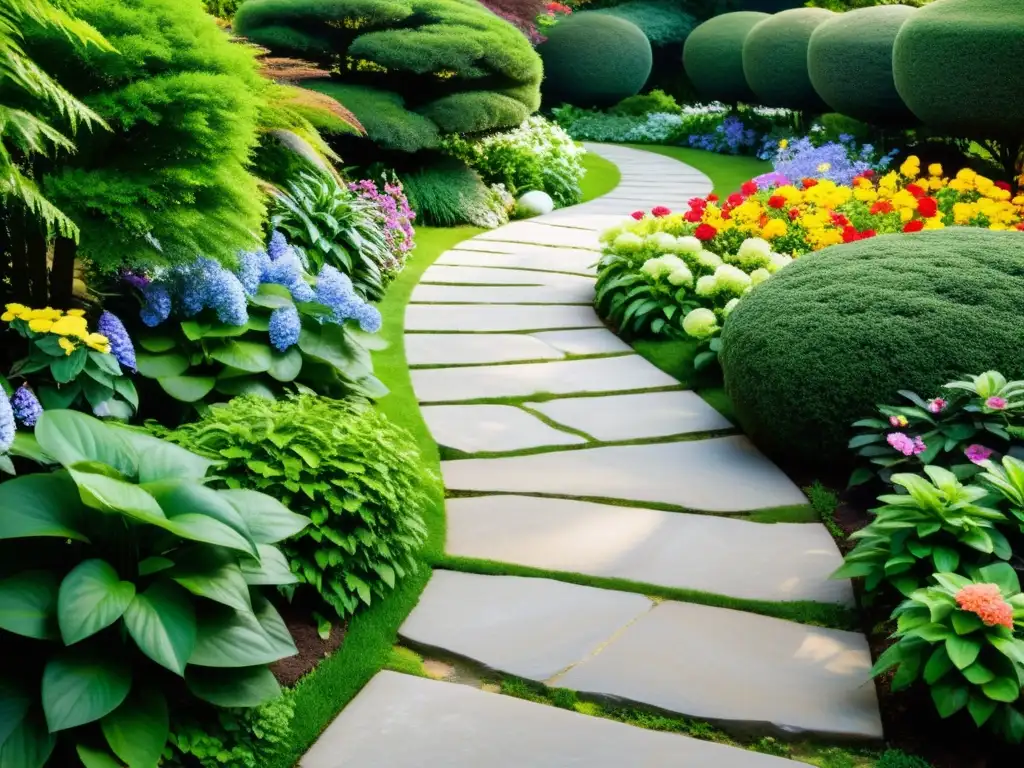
(903, 220, 925, 233)
(651, 206, 671, 218)
(630, 211, 645, 220)
(726, 193, 744, 208)
(694, 223, 717, 241)
(955, 584, 1014, 629)
(788, 208, 800, 220)
(917, 197, 939, 218)
(870, 200, 894, 215)
(802, 178, 818, 189)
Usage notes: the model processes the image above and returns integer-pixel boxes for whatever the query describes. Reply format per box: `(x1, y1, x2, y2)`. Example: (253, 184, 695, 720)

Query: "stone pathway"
(301, 144, 882, 766)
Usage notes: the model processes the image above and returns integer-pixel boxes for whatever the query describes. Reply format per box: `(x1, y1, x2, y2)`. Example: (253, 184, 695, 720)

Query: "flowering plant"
(2, 304, 138, 422)
(766, 135, 898, 187)
(132, 233, 384, 408)
(871, 563, 1024, 743)
(349, 173, 416, 273)
(536, 0, 570, 30)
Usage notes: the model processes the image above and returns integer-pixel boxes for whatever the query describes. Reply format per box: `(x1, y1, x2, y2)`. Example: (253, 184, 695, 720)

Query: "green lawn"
(579, 150, 621, 202)
(620, 144, 771, 196)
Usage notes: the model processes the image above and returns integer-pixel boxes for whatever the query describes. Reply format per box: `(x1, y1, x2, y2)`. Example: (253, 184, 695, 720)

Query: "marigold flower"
(870, 200, 894, 215)
(917, 197, 939, 218)
(694, 223, 717, 241)
(905, 183, 925, 199)
(802, 178, 818, 189)
(740, 180, 758, 196)
(955, 583, 1014, 629)
(927, 163, 943, 177)
(903, 220, 925, 233)
(761, 219, 787, 239)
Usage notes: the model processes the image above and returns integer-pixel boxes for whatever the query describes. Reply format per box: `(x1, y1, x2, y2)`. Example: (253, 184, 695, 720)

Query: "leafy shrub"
(807, 5, 917, 126)
(611, 89, 681, 116)
(592, 0, 697, 47)
(204, 0, 246, 16)
(479, 0, 548, 42)
(442, 116, 586, 207)
(0, 410, 307, 765)
(719, 229, 1024, 471)
(539, 14, 652, 108)
(875, 750, 932, 768)
(683, 12, 768, 104)
(164, 395, 433, 619)
(401, 162, 515, 228)
(741, 8, 835, 111)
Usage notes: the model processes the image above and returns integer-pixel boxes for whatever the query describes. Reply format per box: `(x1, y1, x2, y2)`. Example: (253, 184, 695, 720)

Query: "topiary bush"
(719, 229, 1024, 472)
(682, 12, 767, 105)
(741, 8, 835, 111)
(592, 0, 697, 48)
(808, 5, 917, 126)
(539, 13, 652, 109)
(234, 0, 543, 155)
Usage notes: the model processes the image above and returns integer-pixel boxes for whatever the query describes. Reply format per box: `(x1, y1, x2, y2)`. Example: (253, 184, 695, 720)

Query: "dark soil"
(272, 605, 347, 687)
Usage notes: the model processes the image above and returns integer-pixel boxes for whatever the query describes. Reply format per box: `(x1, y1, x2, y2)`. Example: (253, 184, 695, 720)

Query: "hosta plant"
(832, 466, 1011, 597)
(980, 455, 1024, 536)
(0, 410, 309, 767)
(872, 563, 1024, 743)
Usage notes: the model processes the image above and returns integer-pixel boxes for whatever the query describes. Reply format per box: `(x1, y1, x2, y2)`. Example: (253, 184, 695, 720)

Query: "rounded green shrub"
(742, 8, 835, 111)
(683, 12, 767, 104)
(719, 229, 1024, 471)
(234, 0, 542, 153)
(593, 0, 697, 48)
(893, 0, 1024, 140)
(734, 0, 805, 11)
(539, 14, 652, 108)
(808, 5, 916, 125)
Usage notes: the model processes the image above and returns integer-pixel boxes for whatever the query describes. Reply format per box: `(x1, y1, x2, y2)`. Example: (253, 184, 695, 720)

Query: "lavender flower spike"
(11, 386, 42, 427)
(0, 389, 15, 452)
(97, 311, 137, 371)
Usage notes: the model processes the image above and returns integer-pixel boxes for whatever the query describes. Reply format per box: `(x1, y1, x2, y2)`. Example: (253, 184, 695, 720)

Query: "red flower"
(831, 212, 850, 227)
(917, 197, 938, 218)
(688, 197, 706, 209)
(651, 206, 671, 218)
(759, 215, 768, 228)
(740, 180, 759, 196)
(802, 178, 818, 189)
(788, 208, 800, 220)
(684, 210, 702, 222)
(726, 193, 744, 208)
(1017, 223, 1024, 231)
(630, 210, 645, 220)
(906, 183, 926, 199)
(870, 200, 894, 215)
(721, 209, 731, 220)
(842, 226, 860, 244)
(903, 220, 925, 233)
(694, 223, 717, 241)
(995, 180, 1012, 192)
(861, 229, 877, 238)
(861, 170, 875, 178)
(767, 195, 786, 209)
(706, 193, 719, 202)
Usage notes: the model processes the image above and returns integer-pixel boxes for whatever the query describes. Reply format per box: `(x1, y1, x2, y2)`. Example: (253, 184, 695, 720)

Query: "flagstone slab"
(405, 334, 564, 366)
(438, 248, 596, 276)
(528, 390, 732, 441)
(420, 265, 550, 285)
(300, 672, 802, 768)
(557, 601, 883, 741)
(405, 304, 602, 332)
(421, 405, 587, 453)
(473, 222, 601, 250)
(400, 571, 652, 680)
(536, 213, 625, 231)
(445, 496, 854, 605)
(441, 436, 808, 512)
(530, 329, 632, 356)
(410, 283, 592, 305)
(412, 355, 677, 402)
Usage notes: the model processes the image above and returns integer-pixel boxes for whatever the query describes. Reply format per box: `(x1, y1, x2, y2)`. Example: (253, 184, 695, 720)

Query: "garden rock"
(517, 190, 555, 216)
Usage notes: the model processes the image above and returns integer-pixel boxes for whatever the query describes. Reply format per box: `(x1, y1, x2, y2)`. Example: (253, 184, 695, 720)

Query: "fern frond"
(0, 164, 79, 239)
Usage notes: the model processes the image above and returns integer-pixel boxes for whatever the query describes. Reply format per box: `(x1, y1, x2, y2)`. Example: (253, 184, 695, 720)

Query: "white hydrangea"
(671, 236, 703, 255)
(767, 252, 794, 273)
(655, 254, 687, 272)
(723, 298, 740, 317)
(613, 232, 644, 253)
(647, 232, 677, 251)
(640, 257, 672, 279)
(750, 268, 771, 286)
(667, 266, 694, 287)
(682, 308, 719, 339)
(714, 264, 752, 295)
(696, 250, 723, 270)
(601, 225, 625, 244)
(734, 237, 772, 269)
(694, 275, 718, 297)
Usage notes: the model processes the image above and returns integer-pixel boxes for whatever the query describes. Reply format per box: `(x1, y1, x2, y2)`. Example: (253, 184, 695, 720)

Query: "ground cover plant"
(400, 162, 515, 228)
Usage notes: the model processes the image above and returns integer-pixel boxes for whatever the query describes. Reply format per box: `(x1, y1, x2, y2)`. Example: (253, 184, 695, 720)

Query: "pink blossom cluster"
(349, 177, 416, 271)
(887, 432, 926, 456)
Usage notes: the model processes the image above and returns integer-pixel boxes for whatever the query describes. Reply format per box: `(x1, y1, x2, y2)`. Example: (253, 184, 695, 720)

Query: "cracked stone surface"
(405, 304, 602, 332)
(441, 436, 808, 512)
(410, 283, 593, 304)
(439, 246, 596, 275)
(300, 672, 802, 768)
(445, 496, 854, 604)
(412, 355, 678, 402)
(421, 405, 587, 453)
(529, 329, 632, 356)
(399, 571, 651, 681)
(405, 334, 564, 366)
(528, 390, 733, 441)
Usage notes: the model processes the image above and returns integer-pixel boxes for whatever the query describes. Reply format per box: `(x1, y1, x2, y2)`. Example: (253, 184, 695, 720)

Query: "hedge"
(719, 229, 1024, 471)
(742, 8, 835, 111)
(682, 12, 767, 105)
(593, 0, 697, 48)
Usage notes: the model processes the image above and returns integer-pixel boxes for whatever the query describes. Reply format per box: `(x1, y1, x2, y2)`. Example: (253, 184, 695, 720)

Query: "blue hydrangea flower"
(268, 230, 291, 261)
(11, 386, 42, 427)
(97, 311, 137, 371)
(210, 269, 249, 326)
(265, 253, 315, 302)
(140, 283, 172, 327)
(314, 265, 383, 331)
(238, 250, 270, 296)
(0, 389, 15, 452)
(269, 305, 301, 351)
(354, 303, 382, 334)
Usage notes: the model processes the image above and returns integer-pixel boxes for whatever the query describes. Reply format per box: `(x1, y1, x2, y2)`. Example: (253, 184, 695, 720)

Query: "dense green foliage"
(808, 5, 916, 126)
(592, 0, 697, 47)
(0, 410, 307, 766)
(611, 89, 682, 117)
(234, 0, 542, 154)
(25, 0, 266, 272)
(742, 8, 835, 111)
(539, 14, 652, 109)
(400, 161, 512, 228)
(683, 12, 767, 104)
(719, 229, 1024, 471)
(875, 750, 934, 768)
(165, 395, 433, 620)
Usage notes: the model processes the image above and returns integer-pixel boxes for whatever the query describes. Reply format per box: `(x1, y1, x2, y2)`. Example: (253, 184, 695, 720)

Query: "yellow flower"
(899, 208, 914, 223)
(28, 317, 56, 333)
(49, 315, 90, 339)
(899, 157, 920, 178)
(761, 219, 788, 239)
(65, 309, 86, 317)
(879, 172, 900, 191)
(779, 139, 788, 149)
(853, 186, 878, 203)
(2, 303, 29, 322)
(85, 333, 110, 353)
(928, 163, 943, 177)
(58, 337, 76, 356)
(922, 217, 945, 230)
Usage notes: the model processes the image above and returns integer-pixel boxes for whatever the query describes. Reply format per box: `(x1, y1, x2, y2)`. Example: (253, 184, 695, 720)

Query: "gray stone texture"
(405, 304, 601, 332)
(421, 405, 586, 453)
(445, 496, 854, 605)
(421, 265, 551, 285)
(530, 328, 632, 356)
(473, 221, 601, 250)
(410, 283, 593, 305)
(405, 334, 564, 366)
(439, 246, 596, 275)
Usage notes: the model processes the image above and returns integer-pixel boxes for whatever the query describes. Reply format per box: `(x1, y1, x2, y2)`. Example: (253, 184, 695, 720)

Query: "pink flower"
(956, 584, 1014, 629)
(912, 437, 926, 455)
(889, 415, 909, 427)
(927, 398, 947, 414)
(986, 396, 1008, 410)
(630, 210, 645, 220)
(651, 206, 671, 218)
(886, 432, 916, 456)
(965, 444, 994, 464)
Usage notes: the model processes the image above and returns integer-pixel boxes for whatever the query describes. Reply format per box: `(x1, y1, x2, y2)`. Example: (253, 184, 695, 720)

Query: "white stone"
(421, 405, 586, 453)
(410, 283, 592, 305)
(405, 304, 602, 332)
(438, 248, 596, 276)
(517, 190, 554, 216)
(473, 222, 601, 250)
(405, 334, 564, 366)
(530, 329, 632, 356)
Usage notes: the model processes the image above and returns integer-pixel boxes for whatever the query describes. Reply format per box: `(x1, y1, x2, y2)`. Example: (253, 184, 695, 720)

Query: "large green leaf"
(0, 681, 30, 748)
(185, 665, 281, 708)
(146, 482, 256, 555)
(268, 347, 303, 383)
(0, 705, 54, 768)
(190, 593, 296, 668)
(0, 472, 89, 541)
(240, 545, 298, 586)
(162, 514, 259, 557)
(100, 687, 168, 768)
(209, 341, 273, 374)
(219, 489, 308, 544)
(214, 379, 276, 399)
(169, 549, 252, 612)
(69, 470, 166, 525)
(76, 745, 123, 768)
(157, 376, 216, 403)
(58, 560, 136, 645)
(298, 323, 359, 374)
(114, 430, 214, 484)
(135, 352, 189, 379)
(50, 346, 88, 384)
(34, 411, 137, 476)
(0, 571, 58, 640)
(982, 676, 1021, 703)
(930, 682, 969, 718)
(42, 649, 130, 732)
(946, 635, 982, 670)
(124, 582, 196, 676)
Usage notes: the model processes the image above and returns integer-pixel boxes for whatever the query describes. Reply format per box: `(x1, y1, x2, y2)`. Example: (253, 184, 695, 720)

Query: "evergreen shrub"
(683, 12, 767, 104)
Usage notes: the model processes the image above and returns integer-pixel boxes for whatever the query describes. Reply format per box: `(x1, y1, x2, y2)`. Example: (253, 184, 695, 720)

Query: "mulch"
(272, 604, 348, 688)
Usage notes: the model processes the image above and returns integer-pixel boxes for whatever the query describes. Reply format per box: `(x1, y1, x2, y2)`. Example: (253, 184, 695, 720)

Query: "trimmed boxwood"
(719, 229, 1024, 472)
(540, 13, 652, 108)
(808, 5, 917, 126)
(742, 8, 835, 111)
(683, 12, 767, 104)
(893, 0, 1024, 140)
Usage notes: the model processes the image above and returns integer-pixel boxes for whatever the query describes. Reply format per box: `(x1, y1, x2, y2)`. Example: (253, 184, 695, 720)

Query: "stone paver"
(558, 601, 882, 741)
(441, 436, 808, 512)
(530, 328, 632, 356)
(445, 496, 854, 604)
(474, 221, 601, 250)
(405, 304, 601, 332)
(400, 571, 651, 680)
(421, 405, 586, 453)
(528, 390, 732, 441)
(410, 283, 592, 305)
(440, 246, 596, 275)
(411, 355, 677, 402)
(420, 265, 550, 285)
(405, 334, 564, 366)
(300, 671, 802, 768)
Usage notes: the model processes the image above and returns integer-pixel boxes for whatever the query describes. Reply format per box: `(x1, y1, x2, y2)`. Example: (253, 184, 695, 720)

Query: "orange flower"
(955, 583, 1014, 629)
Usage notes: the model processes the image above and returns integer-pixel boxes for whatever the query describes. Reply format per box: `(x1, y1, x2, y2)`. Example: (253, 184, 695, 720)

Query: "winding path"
(302, 144, 882, 766)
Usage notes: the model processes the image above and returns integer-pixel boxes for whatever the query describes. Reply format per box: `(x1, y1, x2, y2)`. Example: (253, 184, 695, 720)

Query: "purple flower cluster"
(11, 386, 42, 427)
(315, 265, 382, 333)
(263, 250, 316, 302)
(687, 116, 757, 155)
(140, 257, 249, 327)
(97, 311, 137, 371)
(0, 388, 16, 450)
(767, 136, 899, 187)
(140, 283, 172, 327)
(349, 177, 415, 271)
